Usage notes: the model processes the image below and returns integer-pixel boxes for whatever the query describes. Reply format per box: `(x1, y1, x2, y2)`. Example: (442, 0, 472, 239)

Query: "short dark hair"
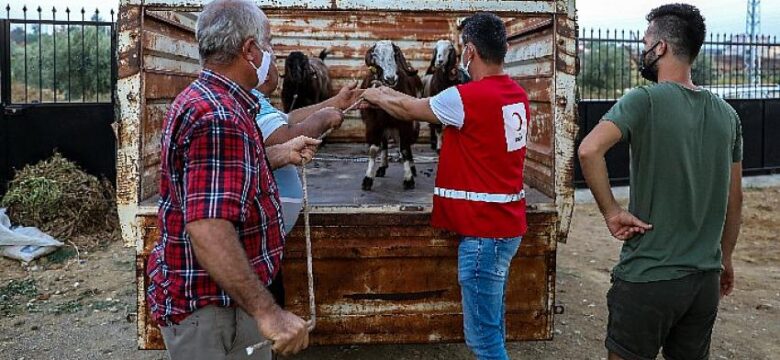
(460, 12, 507, 65)
(646, 3, 706, 63)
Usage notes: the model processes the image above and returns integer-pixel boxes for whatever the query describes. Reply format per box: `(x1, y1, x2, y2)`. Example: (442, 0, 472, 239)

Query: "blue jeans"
(458, 236, 522, 360)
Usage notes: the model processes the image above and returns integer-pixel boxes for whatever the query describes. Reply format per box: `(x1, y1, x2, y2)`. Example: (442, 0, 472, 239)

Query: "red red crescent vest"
(431, 75, 529, 238)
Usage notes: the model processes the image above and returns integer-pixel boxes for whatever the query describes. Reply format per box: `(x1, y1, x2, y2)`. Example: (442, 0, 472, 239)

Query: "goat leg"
(376, 139, 389, 178)
(362, 144, 381, 191)
(401, 147, 415, 190)
(435, 125, 443, 155)
(429, 123, 437, 150)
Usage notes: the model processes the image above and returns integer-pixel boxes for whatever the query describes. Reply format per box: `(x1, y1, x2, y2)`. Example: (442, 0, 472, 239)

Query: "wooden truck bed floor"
(140, 144, 552, 209)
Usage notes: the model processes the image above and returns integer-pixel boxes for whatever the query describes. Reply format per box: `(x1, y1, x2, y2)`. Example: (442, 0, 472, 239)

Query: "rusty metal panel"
(129, 0, 561, 14)
(505, 16, 557, 198)
(136, 210, 557, 348)
(264, 10, 457, 142)
(262, 10, 560, 143)
(139, 11, 200, 201)
(117, 4, 144, 247)
(552, 12, 578, 242)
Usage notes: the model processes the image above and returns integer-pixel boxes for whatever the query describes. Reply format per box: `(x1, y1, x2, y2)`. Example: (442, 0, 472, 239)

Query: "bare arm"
(579, 121, 652, 240)
(287, 83, 361, 124)
(578, 122, 623, 216)
(186, 219, 309, 354)
(721, 162, 743, 259)
(720, 162, 743, 296)
(187, 219, 277, 318)
(265, 136, 321, 169)
(362, 86, 440, 124)
(265, 108, 342, 146)
(287, 97, 338, 125)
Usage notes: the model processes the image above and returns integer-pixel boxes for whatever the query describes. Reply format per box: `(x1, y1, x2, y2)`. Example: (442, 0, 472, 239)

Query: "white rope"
(245, 161, 316, 356)
(301, 161, 317, 330)
(246, 93, 412, 355)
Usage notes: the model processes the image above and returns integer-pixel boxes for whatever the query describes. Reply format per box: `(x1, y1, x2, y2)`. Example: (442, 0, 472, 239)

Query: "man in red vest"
(362, 12, 528, 360)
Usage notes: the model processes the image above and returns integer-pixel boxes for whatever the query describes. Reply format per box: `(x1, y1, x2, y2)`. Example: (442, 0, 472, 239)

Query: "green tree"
(692, 52, 715, 86)
(578, 41, 644, 100)
(9, 22, 112, 103)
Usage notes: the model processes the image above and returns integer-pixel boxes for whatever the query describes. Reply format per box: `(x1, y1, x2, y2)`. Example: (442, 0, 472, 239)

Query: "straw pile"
(0, 153, 119, 248)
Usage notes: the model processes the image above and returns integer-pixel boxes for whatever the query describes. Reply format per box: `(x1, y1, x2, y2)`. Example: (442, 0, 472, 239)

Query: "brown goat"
(422, 40, 469, 153)
(282, 50, 332, 112)
(360, 40, 423, 191)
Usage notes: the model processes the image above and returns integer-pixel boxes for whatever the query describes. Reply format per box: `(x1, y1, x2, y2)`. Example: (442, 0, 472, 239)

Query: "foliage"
(578, 42, 647, 100)
(0, 152, 119, 247)
(0, 279, 37, 316)
(9, 22, 112, 103)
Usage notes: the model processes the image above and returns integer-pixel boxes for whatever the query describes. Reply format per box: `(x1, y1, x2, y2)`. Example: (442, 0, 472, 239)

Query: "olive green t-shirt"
(604, 82, 743, 283)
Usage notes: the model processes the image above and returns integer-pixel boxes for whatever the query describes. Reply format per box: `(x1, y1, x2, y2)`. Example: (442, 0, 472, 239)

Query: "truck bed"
(139, 144, 552, 210)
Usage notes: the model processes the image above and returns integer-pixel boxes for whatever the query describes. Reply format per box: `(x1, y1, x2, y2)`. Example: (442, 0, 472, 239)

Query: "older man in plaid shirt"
(145, 0, 327, 359)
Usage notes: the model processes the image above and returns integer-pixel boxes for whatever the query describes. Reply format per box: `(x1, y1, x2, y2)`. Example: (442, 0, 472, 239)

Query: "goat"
(421, 40, 468, 153)
(360, 40, 423, 191)
(281, 50, 333, 112)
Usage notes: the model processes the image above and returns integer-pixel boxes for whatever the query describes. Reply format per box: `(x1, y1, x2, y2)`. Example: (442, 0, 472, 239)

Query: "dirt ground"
(1, 187, 778, 360)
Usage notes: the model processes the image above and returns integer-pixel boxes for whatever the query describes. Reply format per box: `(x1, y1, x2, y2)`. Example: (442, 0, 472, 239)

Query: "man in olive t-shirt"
(578, 4, 743, 360)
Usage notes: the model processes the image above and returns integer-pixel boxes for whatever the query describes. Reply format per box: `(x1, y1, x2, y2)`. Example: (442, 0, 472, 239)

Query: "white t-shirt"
(429, 86, 465, 129)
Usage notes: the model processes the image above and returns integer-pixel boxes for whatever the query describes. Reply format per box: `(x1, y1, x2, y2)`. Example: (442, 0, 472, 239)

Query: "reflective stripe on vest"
(434, 187, 526, 203)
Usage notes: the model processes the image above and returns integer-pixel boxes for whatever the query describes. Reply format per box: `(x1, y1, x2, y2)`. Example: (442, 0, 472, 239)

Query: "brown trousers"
(160, 305, 271, 360)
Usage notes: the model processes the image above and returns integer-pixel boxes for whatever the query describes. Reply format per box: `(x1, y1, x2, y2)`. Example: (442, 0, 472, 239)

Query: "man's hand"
(334, 82, 364, 110)
(720, 258, 735, 297)
(604, 209, 652, 241)
(313, 107, 344, 130)
(285, 136, 321, 165)
(255, 307, 309, 356)
(361, 86, 388, 105)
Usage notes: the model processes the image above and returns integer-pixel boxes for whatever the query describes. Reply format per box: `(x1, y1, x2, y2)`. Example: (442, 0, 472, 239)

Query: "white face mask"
(460, 45, 472, 75)
(249, 48, 273, 88)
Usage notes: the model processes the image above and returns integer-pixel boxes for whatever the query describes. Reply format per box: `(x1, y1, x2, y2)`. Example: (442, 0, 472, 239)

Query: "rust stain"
(137, 210, 557, 347)
(552, 14, 578, 243)
(344, 290, 447, 301)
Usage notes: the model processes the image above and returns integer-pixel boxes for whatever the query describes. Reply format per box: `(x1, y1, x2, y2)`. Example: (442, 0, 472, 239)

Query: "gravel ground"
(1, 187, 778, 360)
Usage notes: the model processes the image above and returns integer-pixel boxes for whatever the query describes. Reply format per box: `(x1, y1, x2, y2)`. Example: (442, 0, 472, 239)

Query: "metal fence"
(578, 28, 780, 100)
(1, 5, 117, 194)
(1, 4, 115, 104)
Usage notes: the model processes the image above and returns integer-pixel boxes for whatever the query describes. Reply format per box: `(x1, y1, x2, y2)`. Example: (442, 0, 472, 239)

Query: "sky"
(6, 0, 780, 35)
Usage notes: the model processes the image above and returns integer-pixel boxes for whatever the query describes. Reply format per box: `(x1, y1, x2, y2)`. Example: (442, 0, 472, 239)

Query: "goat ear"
(393, 44, 415, 75)
(448, 67, 459, 81)
(448, 47, 457, 66)
(426, 48, 437, 75)
(365, 45, 376, 67)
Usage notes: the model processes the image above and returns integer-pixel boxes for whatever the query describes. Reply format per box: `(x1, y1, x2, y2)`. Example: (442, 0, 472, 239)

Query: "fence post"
(0, 18, 10, 105)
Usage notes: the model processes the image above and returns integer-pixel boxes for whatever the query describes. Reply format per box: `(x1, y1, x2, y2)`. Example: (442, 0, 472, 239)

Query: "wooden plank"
(136, 234, 554, 348)
(139, 211, 557, 256)
(143, 31, 199, 62)
(282, 255, 550, 315)
(144, 71, 197, 100)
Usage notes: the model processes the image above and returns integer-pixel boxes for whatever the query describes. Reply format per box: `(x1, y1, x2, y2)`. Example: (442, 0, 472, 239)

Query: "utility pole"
(745, 0, 761, 85)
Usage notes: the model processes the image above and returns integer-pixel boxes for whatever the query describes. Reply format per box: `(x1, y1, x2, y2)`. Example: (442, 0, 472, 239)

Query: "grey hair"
(196, 0, 269, 66)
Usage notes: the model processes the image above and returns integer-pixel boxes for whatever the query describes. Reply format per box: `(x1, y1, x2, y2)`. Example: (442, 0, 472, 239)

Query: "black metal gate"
(575, 28, 780, 187)
(575, 99, 780, 186)
(0, 6, 116, 195)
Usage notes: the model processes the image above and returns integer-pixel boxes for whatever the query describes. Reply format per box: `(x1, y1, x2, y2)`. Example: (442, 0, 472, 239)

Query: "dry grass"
(0, 152, 120, 249)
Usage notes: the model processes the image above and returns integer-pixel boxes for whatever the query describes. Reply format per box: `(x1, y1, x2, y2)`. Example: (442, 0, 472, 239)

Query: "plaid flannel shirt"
(147, 69, 285, 326)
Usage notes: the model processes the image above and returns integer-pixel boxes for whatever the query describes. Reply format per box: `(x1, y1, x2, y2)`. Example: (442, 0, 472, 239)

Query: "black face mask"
(639, 41, 662, 83)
